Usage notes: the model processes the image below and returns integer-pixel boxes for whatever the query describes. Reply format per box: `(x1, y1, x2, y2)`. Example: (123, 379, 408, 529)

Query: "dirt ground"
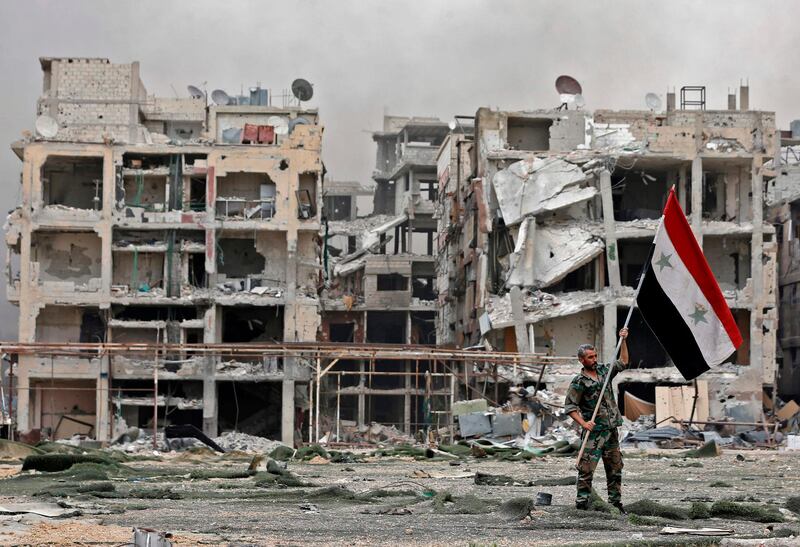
(1, 446, 799, 546)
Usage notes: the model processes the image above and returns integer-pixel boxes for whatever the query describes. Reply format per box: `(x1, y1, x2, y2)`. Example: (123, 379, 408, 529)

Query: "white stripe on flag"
(651, 224, 736, 366)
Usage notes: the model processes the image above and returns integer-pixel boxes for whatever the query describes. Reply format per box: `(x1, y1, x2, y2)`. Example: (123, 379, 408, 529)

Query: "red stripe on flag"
(661, 189, 743, 349)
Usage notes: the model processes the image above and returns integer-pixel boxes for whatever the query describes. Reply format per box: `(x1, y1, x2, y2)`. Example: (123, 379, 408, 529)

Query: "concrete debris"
(492, 157, 596, 226)
(507, 224, 604, 288)
(0, 503, 81, 519)
(212, 431, 289, 453)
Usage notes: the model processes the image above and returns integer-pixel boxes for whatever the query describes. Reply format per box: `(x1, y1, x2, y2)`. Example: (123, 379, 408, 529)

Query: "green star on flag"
(655, 252, 673, 272)
(689, 303, 708, 325)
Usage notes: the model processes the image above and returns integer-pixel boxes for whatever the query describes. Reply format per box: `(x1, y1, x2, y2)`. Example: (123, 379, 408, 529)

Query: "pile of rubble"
(212, 431, 288, 453)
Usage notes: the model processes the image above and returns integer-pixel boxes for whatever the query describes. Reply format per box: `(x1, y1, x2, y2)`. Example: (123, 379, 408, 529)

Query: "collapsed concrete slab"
(507, 223, 604, 288)
(492, 158, 596, 226)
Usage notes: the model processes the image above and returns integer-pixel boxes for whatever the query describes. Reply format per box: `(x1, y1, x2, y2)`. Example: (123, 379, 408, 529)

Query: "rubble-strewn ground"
(1, 446, 799, 546)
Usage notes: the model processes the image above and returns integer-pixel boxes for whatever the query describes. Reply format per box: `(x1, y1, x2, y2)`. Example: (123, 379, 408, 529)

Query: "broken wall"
(32, 231, 102, 286)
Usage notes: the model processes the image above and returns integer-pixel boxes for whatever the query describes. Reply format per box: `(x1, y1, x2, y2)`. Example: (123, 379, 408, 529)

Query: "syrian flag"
(637, 188, 743, 381)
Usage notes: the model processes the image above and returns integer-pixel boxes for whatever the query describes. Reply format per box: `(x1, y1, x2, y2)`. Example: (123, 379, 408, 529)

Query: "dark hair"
(577, 344, 595, 358)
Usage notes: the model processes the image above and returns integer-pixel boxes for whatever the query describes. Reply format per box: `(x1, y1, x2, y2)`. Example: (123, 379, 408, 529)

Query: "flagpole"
(574, 242, 652, 468)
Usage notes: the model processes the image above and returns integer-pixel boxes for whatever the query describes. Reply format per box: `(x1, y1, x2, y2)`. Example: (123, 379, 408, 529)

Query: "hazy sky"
(0, 0, 798, 339)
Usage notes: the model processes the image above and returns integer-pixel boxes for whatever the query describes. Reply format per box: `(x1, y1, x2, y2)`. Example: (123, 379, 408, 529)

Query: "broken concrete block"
(491, 413, 523, 437)
(492, 158, 596, 226)
(508, 224, 604, 288)
(457, 412, 492, 438)
(452, 399, 489, 416)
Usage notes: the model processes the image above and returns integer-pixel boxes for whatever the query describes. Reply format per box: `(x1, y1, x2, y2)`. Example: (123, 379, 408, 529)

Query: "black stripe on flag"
(637, 261, 711, 381)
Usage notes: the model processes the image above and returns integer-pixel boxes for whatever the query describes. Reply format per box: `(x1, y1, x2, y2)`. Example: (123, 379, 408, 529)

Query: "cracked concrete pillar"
(15, 367, 30, 433)
(603, 303, 618, 364)
(281, 379, 295, 446)
(749, 158, 764, 380)
(678, 164, 688, 211)
(599, 170, 621, 289)
(96, 355, 110, 441)
(691, 156, 703, 246)
(509, 286, 530, 354)
(202, 356, 217, 437)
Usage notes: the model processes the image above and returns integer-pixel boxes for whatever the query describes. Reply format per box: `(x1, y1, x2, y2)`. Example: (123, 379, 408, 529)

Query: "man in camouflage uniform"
(564, 327, 629, 512)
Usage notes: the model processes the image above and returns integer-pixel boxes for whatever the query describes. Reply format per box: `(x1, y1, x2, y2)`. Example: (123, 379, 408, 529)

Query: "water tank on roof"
(249, 87, 268, 106)
(791, 119, 800, 139)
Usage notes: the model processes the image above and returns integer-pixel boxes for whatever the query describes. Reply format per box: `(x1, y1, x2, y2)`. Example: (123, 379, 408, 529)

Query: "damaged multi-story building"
(319, 116, 449, 433)
(766, 122, 800, 405)
(5, 58, 323, 445)
(436, 86, 781, 424)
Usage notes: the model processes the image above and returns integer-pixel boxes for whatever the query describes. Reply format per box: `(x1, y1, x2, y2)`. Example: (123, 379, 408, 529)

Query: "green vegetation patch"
(432, 491, 495, 514)
(22, 453, 120, 473)
(709, 481, 732, 488)
(688, 502, 711, 519)
(710, 500, 784, 523)
(786, 496, 800, 515)
(625, 499, 689, 520)
(189, 468, 254, 480)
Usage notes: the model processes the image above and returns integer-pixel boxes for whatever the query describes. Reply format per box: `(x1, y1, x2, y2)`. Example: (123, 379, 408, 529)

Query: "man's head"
(577, 344, 598, 370)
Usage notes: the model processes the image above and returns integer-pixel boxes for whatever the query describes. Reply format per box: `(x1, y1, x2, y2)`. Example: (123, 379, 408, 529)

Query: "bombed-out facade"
(319, 116, 448, 433)
(5, 58, 323, 444)
(435, 88, 780, 424)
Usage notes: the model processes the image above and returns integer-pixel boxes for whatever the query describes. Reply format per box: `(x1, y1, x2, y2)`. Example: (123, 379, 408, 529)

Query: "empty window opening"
(113, 251, 165, 292)
(217, 381, 281, 439)
(112, 379, 203, 431)
(297, 172, 318, 219)
(618, 241, 651, 288)
(329, 323, 355, 343)
(366, 311, 406, 344)
(412, 262, 436, 301)
(188, 177, 206, 211)
(41, 156, 103, 209)
(507, 117, 552, 151)
(222, 306, 284, 343)
(410, 228, 435, 255)
(419, 179, 438, 201)
(217, 239, 265, 277)
(113, 306, 198, 322)
(323, 195, 352, 221)
(611, 168, 669, 221)
(216, 172, 276, 219)
(189, 254, 206, 288)
(544, 259, 597, 292)
(377, 273, 408, 291)
(617, 307, 669, 369)
(411, 311, 436, 345)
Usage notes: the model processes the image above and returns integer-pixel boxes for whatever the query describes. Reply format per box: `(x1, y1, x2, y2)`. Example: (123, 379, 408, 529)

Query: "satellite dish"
(211, 89, 232, 106)
(645, 92, 662, 111)
(187, 85, 204, 99)
(35, 115, 58, 138)
(448, 120, 457, 130)
(555, 75, 583, 96)
(268, 116, 289, 135)
(291, 78, 314, 102)
(289, 117, 310, 133)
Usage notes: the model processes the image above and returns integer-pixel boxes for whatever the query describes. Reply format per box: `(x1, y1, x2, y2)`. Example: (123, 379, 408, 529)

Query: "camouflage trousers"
(576, 428, 623, 504)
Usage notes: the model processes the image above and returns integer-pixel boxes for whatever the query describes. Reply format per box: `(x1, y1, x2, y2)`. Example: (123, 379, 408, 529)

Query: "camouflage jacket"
(563, 360, 625, 430)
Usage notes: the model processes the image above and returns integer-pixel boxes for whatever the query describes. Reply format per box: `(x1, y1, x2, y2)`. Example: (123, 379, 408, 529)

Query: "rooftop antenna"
(645, 92, 662, 112)
(555, 75, 582, 110)
(291, 78, 314, 107)
(187, 85, 204, 99)
(34, 115, 58, 139)
(211, 89, 233, 106)
(170, 84, 179, 98)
